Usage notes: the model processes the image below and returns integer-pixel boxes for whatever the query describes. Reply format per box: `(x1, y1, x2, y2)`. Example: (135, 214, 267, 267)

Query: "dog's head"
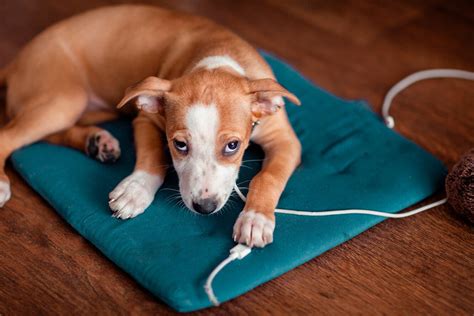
(117, 69, 299, 215)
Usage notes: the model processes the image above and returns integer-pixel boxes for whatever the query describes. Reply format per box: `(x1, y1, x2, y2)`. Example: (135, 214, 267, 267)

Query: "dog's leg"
(77, 110, 119, 126)
(109, 114, 167, 219)
(233, 119, 302, 247)
(45, 125, 121, 163)
(0, 91, 87, 207)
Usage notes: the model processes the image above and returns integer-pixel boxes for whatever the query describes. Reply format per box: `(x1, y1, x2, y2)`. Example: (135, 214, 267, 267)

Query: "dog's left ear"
(248, 78, 301, 118)
(117, 76, 172, 114)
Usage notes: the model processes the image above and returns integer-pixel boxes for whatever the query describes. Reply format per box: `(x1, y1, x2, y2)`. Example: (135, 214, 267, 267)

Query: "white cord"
(382, 69, 474, 128)
(204, 255, 237, 306)
(234, 185, 447, 218)
(205, 68, 474, 306)
(204, 244, 251, 306)
(274, 199, 447, 218)
(234, 185, 448, 218)
(204, 185, 447, 306)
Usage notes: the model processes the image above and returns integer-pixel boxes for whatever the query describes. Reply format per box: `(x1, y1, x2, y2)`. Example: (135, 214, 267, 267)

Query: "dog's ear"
(117, 76, 172, 114)
(248, 78, 301, 118)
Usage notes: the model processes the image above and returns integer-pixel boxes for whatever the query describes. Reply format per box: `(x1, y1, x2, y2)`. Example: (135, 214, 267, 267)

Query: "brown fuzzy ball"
(445, 148, 474, 224)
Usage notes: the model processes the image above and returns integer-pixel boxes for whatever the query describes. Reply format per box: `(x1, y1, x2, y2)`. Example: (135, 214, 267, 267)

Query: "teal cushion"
(10, 52, 446, 312)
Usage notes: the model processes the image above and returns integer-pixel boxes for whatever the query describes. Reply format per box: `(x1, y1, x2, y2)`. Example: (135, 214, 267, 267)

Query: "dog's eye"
(223, 140, 240, 155)
(173, 139, 188, 153)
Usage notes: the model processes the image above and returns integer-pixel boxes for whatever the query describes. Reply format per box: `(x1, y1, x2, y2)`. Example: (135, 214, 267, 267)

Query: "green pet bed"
(10, 52, 446, 312)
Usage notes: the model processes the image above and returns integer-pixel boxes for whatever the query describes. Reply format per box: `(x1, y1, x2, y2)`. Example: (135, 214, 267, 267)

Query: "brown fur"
(0, 4, 302, 247)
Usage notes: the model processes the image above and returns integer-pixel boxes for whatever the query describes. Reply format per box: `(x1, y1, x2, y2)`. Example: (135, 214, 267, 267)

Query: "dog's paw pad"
(233, 210, 275, 248)
(86, 130, 121, 163)
(0, 180, 11, 208)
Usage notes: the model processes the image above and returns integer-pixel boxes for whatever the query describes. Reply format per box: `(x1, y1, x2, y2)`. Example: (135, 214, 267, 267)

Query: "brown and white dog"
(0, 5, 301, 248)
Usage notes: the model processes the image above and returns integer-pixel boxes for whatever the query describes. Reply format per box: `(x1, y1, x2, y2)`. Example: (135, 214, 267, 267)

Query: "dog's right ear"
(117, 76, 172, 114)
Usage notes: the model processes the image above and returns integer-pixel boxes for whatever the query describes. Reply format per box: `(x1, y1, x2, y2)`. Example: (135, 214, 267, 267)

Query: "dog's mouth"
(181, 190, 232, 215)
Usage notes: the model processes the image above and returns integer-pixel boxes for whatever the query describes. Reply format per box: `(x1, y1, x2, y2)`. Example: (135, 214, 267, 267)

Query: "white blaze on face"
(174, 104, 238, 213)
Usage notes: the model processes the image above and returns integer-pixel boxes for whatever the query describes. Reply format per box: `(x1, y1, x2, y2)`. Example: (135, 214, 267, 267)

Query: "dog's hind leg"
(0, 90, 88, 207)
(45, 124, 121, 163)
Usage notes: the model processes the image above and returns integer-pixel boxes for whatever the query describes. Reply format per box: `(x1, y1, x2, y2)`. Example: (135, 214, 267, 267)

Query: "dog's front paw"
(86, 130, 121, 163)
(0, 180, 11, 207)
(108, 171, 163, 219)
(233, 210, 275, 248)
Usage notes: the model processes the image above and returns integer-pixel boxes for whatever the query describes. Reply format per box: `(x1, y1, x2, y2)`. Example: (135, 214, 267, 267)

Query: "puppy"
(0, 5, 301, 248)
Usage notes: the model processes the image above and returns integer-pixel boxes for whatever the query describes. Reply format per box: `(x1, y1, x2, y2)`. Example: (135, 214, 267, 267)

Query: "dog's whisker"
(226, 199, 237, 209)
(241, 158, 265, 163)
(237, 179, 251, 185)
(167, 197, 182, 204)
(172, 198, 184, 208)
(239, 165, 253, 170)
(167, 197, 181, 202)
(164, 192, 181, 198)
(178, 201, 189, 212)
(165, 193, 183, 204)
(160, 188, 181, 193)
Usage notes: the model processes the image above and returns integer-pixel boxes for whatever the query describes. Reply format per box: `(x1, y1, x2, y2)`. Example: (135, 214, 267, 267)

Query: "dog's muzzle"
(192, 197, 218, 215)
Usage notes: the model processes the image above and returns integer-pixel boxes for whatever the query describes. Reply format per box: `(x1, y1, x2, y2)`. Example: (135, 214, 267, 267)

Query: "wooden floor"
(1, 0, 473, 314)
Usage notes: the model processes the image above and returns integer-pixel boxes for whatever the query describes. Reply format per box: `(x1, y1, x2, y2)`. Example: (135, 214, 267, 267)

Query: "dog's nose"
(192, 198, 218, 215)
